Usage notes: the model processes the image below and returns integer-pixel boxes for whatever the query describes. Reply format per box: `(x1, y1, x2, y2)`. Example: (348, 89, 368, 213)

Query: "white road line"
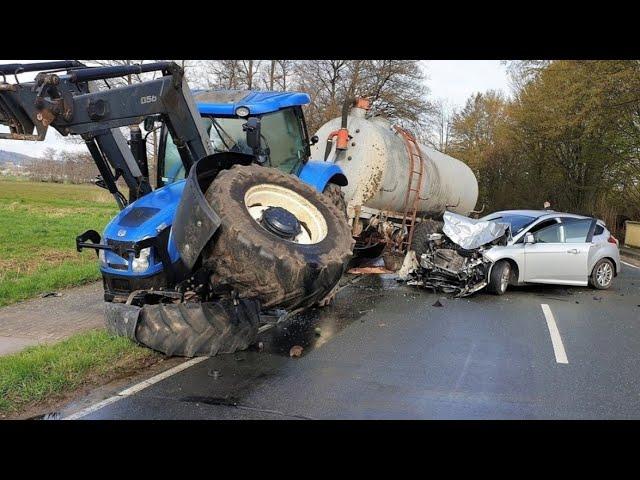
(541, 304, 568, 364)
(622, 261, 640, 270)
(64, 357, 207, 420)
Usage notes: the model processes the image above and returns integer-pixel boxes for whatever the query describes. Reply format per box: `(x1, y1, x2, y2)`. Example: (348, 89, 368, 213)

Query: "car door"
(523, 218, 595, 285)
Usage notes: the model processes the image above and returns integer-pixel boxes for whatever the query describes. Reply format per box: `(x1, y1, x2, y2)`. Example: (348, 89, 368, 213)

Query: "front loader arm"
(0, 61, 213, 206)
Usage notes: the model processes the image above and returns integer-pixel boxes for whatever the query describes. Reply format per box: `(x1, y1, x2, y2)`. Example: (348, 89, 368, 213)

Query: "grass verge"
(0, 329, 159, 418)
(0, 179, 117, 306)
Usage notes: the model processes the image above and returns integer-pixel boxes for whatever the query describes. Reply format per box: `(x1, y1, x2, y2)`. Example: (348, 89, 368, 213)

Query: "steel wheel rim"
(244, 184, 328, 245)
(596, 262, 613, 287)
(500, 265, 510, 292)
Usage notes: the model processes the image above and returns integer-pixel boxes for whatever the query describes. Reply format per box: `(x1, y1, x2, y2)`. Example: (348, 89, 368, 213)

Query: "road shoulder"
(0, 282, 104, 356)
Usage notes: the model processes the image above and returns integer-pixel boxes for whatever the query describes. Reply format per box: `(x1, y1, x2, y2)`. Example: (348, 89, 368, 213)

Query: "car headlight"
(99, 249, 107, 266)
(132, 247, 151, 273)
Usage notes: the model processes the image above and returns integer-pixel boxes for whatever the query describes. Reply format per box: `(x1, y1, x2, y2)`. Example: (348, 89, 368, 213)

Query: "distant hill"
(0, 149, 39, 166)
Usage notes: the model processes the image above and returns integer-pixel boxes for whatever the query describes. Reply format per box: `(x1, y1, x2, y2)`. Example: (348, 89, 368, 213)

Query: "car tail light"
(608, 235, 618, 245)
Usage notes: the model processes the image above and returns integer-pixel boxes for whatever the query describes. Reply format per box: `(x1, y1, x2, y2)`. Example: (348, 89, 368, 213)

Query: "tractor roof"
(192, 90, 310, 116)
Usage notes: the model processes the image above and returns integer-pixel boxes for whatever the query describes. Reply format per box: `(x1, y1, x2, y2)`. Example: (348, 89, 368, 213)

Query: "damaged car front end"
(404, 212, 510, 297)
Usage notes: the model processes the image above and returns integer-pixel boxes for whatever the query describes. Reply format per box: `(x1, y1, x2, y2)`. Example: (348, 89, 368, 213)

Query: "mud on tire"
(323, 183, 348, 220)
(202, 165, 354, 311)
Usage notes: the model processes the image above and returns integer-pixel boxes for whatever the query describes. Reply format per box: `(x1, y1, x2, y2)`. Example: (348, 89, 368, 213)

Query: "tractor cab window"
(160, 107, 307, 185)
(260, 108, 307, 174)
(162, 117, 214, 184)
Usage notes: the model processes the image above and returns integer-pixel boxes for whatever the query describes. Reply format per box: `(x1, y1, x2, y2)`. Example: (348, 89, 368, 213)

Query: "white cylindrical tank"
(311, 107, 478, 219)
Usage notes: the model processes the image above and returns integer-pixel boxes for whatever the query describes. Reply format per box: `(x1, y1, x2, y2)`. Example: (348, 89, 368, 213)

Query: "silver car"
(480, 210, 621, 294)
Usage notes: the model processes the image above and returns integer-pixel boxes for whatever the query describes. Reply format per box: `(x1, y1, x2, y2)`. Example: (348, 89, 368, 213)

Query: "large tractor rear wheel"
(323, 183, 348, 220)
(203, 165, 354, 311)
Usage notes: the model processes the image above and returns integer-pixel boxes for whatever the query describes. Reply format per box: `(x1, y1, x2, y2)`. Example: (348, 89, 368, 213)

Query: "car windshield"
(481, 213, 538, 235)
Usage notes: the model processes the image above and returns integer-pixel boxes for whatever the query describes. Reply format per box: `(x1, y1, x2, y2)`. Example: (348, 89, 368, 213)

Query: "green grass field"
(0, 329, 158, 416)
(0, 179, 118, 306)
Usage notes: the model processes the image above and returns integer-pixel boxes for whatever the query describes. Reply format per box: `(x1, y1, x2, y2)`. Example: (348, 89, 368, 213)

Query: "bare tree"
(293, 60, 431, 134)
(275, 60, 297, 91)
(423, 98, 456, 153)
(239, 60, 262, 89)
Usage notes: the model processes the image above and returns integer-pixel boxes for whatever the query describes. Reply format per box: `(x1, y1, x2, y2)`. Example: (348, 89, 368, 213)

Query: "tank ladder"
(394, 126, 425, 253)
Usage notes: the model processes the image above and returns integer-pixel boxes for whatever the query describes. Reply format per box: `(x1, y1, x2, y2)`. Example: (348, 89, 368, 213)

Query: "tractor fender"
(172, 152, 254, 271)
(298, 160, 347, 192)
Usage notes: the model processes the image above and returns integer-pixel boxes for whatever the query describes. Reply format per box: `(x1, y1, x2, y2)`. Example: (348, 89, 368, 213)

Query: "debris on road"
(40, 292, 61, 298)
(289, 345, 304, 357)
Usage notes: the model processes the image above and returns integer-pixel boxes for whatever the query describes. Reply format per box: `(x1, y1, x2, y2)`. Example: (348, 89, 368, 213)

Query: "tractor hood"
(103, 180, 186, 243)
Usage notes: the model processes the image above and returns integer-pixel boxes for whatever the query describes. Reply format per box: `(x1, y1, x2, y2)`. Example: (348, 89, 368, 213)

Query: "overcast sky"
(0, 60, 511, 157)
(423, 60, 511, 106)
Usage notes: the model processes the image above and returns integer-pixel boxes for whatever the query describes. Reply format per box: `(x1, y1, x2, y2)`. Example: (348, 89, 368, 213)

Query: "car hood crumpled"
(442, 211, 510, 250)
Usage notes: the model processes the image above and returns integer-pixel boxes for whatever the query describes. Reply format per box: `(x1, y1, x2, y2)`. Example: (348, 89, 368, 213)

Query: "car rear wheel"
(590, 258, 614, 290)
(487, 260, 510, 295)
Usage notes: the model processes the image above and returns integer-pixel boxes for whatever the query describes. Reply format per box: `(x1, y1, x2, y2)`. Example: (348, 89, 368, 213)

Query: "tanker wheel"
(410, 219, 444, 257)
(323, 183, 348, 220)
(203, 165, 354, 311)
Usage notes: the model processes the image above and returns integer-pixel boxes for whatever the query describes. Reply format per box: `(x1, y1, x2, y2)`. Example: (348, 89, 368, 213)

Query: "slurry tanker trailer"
(311, 98, 479, 259)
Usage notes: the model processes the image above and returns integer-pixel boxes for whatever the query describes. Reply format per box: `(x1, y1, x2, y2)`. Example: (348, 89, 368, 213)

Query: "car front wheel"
(487, 260, 511, 295)
(590, 258, 614, 290)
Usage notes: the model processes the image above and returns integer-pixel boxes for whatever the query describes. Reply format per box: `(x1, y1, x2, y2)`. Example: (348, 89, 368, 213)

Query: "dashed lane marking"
(541, 304, 568, 364)
(622, 261, 640, 270)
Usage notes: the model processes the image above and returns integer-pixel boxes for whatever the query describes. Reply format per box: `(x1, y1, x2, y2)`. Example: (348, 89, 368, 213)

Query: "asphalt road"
(72, 262, 640, 420)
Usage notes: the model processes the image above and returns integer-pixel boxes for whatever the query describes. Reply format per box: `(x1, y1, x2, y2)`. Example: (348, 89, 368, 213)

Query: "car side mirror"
(310, 135, 319, 146)
(243, 117, 261, 150)
(524, 232, 535, 244)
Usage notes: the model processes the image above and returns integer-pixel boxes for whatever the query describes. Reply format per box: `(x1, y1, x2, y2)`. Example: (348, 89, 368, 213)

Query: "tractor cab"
(157, 90, 317, 186)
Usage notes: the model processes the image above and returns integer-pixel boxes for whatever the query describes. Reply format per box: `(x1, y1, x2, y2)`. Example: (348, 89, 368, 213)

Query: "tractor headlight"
(235, 106, 250, 118)
(132, 247, 151, 273)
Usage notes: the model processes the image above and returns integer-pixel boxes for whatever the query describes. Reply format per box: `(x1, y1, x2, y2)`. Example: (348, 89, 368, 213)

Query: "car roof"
(485, 209, 589, 220)
(192, 89, 310, 116)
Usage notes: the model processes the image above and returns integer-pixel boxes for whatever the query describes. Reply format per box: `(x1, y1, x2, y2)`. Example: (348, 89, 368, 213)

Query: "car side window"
(529, 219, 559, 234)
(532, 219, 593, 244)
(561, 219, 593, 243)
(516, 219, 558, 243)
(533, 223, 563, 243)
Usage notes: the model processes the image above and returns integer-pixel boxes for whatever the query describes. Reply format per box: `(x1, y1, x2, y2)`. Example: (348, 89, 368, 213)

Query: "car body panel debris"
(442, 211, 509, 250)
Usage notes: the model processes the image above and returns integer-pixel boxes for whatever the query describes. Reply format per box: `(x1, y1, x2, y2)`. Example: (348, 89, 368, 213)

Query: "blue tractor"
(0, 61, 353, 356)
